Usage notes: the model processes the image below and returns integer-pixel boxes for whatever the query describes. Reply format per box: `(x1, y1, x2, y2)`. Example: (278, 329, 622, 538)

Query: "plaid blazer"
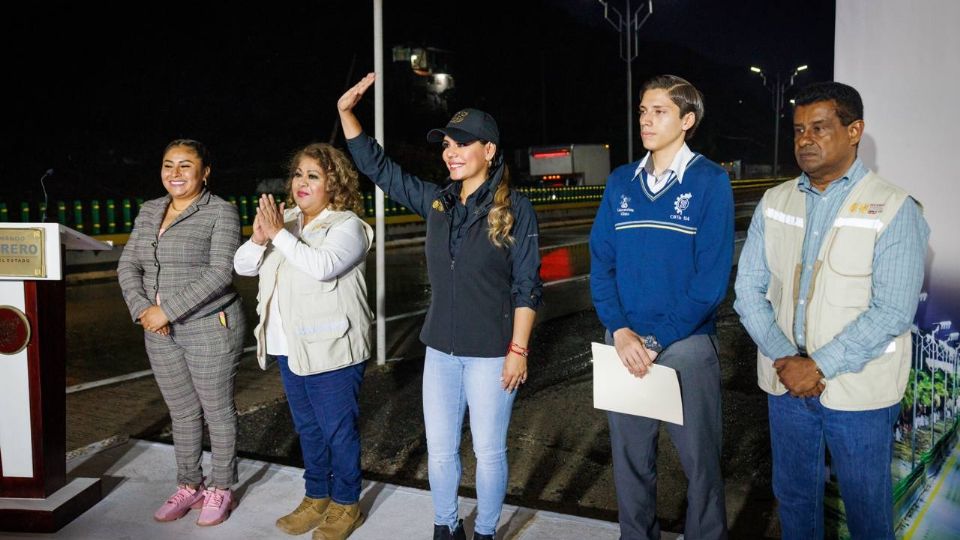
(118, 189, 241, 324)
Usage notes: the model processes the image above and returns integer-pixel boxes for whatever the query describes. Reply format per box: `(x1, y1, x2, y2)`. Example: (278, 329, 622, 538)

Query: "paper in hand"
(592, 342, 683, 425)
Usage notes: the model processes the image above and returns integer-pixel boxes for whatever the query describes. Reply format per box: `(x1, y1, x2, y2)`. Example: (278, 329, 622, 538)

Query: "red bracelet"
(508, 342, 529, 357)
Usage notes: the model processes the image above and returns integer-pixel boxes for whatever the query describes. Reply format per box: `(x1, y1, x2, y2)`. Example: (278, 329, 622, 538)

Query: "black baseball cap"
(426, 108, 500, 146)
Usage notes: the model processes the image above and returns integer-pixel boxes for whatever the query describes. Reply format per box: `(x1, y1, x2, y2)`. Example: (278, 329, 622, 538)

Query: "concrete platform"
(1, 439, 680, 539)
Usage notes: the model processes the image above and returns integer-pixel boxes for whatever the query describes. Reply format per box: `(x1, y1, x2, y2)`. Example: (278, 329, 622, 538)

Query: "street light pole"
(750, 64, 808, 178)
(773, 73, 782, 179)
(597, 0, 653, 163)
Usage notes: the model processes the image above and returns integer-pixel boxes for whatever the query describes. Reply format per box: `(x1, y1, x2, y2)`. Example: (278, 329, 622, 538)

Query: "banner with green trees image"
(824, 323, 959, 539)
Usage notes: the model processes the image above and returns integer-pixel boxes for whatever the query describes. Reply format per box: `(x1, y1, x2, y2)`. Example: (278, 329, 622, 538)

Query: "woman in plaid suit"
(118, 139, 247, 526)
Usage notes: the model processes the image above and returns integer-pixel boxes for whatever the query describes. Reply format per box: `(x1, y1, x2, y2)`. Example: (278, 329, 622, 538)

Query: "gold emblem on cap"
(450, 110, 469, 123)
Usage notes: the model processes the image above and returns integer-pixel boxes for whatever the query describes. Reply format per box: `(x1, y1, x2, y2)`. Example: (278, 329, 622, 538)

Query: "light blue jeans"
(423, 347, 517, 536)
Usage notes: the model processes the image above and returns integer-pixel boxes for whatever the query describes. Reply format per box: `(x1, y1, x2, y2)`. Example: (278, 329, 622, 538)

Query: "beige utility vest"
(254, 208, 373, 375)
(758, 172, 912, 411)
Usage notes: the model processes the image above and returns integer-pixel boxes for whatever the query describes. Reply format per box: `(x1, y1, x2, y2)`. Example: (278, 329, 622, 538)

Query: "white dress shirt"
(633, 143, 696, 194)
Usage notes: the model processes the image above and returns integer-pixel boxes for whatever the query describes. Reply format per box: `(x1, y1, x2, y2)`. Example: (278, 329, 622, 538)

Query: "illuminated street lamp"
(750, 64, 808, 178)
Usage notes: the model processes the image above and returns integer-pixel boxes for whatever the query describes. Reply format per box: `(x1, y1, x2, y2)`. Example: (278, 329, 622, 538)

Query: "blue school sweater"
(589, 154, 734, 349)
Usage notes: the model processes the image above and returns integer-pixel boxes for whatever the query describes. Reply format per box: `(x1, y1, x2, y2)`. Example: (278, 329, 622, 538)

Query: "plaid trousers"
(144, 299, 246, 488)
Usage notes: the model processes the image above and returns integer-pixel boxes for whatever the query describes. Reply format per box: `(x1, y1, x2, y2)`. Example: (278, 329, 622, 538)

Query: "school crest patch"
(674, 192, 692, 215)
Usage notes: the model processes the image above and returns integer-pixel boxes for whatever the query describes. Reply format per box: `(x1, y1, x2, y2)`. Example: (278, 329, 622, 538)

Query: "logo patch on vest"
(868, 204, 885, 215)
(672, 192, 692, 222)
(618, 194, 634, 216)
(848, 202, 885, 215)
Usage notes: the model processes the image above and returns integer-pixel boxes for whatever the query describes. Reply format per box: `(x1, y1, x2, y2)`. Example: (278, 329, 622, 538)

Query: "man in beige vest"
(734, 82, 928, 539)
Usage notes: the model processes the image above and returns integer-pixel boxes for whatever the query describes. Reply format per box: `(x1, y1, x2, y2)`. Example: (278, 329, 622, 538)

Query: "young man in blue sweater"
(590, 75, 734, 540)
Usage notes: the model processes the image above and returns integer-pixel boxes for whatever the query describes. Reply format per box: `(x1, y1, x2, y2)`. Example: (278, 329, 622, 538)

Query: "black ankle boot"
(433, 519, 466, 540)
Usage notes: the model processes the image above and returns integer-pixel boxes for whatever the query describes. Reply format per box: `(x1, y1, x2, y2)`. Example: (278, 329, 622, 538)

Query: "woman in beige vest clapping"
(234, 143, 373, 540)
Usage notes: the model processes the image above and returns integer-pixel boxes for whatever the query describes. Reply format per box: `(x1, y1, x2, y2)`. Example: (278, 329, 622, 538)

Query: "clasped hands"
(251, 194, 286, 246)
(139, 305, 170, 335)
(613, 328, 659, 378)
(774, 355, 826, 398)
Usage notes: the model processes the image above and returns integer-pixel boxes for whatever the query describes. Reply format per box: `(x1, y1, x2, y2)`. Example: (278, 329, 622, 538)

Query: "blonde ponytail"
(487, 165, 515, 248)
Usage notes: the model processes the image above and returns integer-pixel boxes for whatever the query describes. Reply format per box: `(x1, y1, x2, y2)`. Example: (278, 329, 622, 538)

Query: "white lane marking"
(540, 240, 588, 251)
(382, 309, 428, 323)
(66, 347, 258, 393)
(66, 369, 155, 394)
(545, 275, 591, 287)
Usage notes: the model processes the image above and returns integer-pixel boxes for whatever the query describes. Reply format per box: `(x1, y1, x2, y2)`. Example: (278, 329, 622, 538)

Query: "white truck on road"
(528, 144, 611, 187)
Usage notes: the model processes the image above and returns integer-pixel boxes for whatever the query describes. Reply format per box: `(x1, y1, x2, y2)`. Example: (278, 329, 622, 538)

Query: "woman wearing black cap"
(338, 73, 542, 540)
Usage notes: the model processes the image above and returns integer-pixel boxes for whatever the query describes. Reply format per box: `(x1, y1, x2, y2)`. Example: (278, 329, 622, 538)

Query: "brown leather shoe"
(276, 496, 330, 535)
(311, 502, 365, 540)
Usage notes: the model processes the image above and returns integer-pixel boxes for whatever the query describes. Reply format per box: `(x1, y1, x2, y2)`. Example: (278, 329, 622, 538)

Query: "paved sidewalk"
(2, 439, 680, 540)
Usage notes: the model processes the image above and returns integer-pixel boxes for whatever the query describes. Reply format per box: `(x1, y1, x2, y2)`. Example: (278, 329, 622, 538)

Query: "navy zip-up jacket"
(347, 133, 543, 357)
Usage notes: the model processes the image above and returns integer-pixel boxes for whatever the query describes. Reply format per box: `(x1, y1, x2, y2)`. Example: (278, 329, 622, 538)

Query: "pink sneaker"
(196, 487, 237, 526)
(153, 484, 206, 522)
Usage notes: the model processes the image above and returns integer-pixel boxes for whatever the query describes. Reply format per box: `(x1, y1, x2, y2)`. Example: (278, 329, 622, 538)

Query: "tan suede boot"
(276, 496, 330, 535)
(311, 502, 365, 540)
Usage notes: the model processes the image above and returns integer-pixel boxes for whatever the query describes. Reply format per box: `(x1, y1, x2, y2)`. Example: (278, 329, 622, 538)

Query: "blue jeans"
(768, 393, 899, 540)
(277, 356, 366, 504)
(423, 347, 517, 536)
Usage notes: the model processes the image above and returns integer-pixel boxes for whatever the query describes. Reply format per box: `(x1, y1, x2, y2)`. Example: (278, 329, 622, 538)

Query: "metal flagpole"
(374, 0, 386, 365)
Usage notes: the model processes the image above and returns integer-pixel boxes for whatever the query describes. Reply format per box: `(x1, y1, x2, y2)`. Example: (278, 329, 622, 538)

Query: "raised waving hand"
(337, 72, 375, 139)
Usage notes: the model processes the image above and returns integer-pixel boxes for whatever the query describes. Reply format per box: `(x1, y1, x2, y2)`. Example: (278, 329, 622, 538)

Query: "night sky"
(8, 0, 835, 204)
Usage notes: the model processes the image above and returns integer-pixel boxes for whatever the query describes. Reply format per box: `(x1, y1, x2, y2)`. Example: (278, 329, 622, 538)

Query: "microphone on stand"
(39, 168, 53, 222)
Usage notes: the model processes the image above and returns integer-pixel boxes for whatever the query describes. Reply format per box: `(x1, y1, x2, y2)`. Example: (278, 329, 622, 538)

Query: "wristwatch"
(643, 334, 663, 353)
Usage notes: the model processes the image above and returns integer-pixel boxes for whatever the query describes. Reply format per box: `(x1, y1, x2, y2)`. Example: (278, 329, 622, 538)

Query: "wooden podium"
(0, 223, 110, 532)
